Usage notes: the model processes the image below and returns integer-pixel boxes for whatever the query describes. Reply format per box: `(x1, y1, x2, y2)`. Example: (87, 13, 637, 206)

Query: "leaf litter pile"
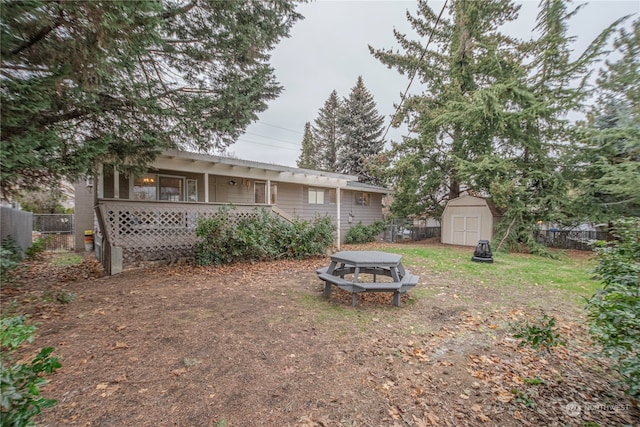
(3, 245, 638, 426)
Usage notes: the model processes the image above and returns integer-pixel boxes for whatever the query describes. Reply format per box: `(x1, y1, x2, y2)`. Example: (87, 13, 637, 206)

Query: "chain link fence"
(33, 214, 75, 251)
(383, 218, 441, 243)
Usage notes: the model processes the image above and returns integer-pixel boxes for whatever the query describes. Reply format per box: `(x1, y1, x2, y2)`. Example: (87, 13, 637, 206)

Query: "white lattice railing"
(96, 200, 284, 267)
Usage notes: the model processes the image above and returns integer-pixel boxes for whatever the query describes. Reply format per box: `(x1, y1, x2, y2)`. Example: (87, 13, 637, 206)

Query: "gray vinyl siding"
(341, 190, 384, 242)
(209, 176, 253, 204)
(296, 187, 385, 243)
(300, 186, 338, 222)
(225, 177, 254, 204)
(274, 182, 303, 217)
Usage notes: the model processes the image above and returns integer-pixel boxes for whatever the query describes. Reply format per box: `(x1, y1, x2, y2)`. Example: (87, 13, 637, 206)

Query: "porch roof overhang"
(151, 149, 385, 190)
(345, 180, 392, 195)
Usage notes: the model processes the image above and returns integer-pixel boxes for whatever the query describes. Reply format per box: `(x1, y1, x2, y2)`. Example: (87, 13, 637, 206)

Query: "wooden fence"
(1, 206, 33, 255)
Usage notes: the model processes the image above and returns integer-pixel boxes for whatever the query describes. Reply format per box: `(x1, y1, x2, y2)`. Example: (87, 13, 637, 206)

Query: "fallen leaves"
(170, 368, 187, 377)
(6, 248, 638, 426)
(96, 382, 120, 397)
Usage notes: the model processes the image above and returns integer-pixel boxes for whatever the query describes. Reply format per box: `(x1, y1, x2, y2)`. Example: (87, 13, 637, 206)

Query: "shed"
(441, 195, 501, 246)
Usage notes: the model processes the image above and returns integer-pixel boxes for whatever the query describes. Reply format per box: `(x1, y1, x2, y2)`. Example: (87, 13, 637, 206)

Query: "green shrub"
(25, 238, 46, 260)
(234, 209, 281, 261)
(285, 216, 336, 259)
(586, 217, 640, 398)
(1, 315, 61, 426)
(194, 207, 235, 266)
(512, 314, 565, 353)
(1, 237, 23, 283)
(345, 221, 385, 244)
(194, 208, 335, 266)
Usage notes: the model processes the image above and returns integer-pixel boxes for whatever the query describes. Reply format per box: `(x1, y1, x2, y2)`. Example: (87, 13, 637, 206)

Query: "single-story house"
(440, 195, 502, 246)
(74, 149, 390, 274)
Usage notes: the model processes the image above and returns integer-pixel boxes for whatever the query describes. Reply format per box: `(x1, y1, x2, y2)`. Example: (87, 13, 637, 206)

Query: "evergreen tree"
(370, 0, 521, 218)
(336, 76, 385, 184)
(0, 0, 301, 197)
(296, 122, 317, 169)
(456, 0, 615, 251)
(573, 19, 640, 220)
(312, 90, 341, 172)
(372, 0, 620, 251)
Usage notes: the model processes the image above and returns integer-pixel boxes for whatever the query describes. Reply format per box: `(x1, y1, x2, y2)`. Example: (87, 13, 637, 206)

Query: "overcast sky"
(227, 0, 639, 167)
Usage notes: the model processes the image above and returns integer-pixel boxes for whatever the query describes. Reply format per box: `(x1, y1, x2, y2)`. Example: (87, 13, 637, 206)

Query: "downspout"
(266, 179, 271, 204)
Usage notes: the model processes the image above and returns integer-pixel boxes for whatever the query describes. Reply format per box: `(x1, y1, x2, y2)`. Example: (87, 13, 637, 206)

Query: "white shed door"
(452, 215, 480, 246)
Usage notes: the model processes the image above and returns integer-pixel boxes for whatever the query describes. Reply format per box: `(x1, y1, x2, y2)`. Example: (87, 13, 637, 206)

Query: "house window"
(308, 188, 324, 205)
(133, 174, 186, 201)
(159, 176, 183, 201)
(355, 192, 370, 206)
(270, 183, 277, 205)
(186, 179, 197, 202)
(133, 175, 157, 200)
(328, 189, 336, 204)
(255, 181, 266, 204)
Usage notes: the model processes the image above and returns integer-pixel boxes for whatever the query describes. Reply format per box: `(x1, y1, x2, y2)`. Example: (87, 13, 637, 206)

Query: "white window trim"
(254, 181, 267, 204)
(308, 188, 325, 205)
(355, 192, 371, 206)
(131, 173, 186, 201)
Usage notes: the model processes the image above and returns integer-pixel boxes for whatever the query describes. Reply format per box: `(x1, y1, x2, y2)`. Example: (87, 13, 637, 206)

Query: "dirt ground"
(2, 242, 639, 427)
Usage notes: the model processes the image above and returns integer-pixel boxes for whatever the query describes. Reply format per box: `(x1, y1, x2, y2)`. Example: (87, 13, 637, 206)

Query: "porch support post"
(266, 179, 271, 204)
(336, 186, 341, 250)
(97, 164, 104, 198)
(204, 173, 209, 203)
(113, 169, 120, 199)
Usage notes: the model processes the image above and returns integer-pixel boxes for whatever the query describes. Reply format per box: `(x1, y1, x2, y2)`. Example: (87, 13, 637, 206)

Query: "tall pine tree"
(370, 0, 521, 218)
(296, 122, 317, 169)
(311, 90, 341, 172)
(373, 0, 621, 251)
(572, 19, 640, 220)
(456, 0, 623, 251)
(336, 76, 386, 184)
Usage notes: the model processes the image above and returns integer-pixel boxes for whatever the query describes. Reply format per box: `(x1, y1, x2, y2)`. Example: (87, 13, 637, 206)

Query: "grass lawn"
(386, 245, 599, 304)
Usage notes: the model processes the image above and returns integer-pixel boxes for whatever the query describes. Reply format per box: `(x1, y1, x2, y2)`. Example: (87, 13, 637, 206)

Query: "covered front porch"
(82, 150, 362, 274)
(94, 199, 292, 275)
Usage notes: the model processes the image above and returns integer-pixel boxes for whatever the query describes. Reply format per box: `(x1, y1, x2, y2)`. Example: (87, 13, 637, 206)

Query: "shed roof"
(445, 195, 503, 218)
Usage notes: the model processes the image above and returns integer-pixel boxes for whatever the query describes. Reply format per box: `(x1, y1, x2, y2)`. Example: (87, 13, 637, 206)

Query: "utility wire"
(253, 122, 304, 135)
(236, 138, 300, 151)
(244, 131, 301, 146)
(381, 0, 448, 142)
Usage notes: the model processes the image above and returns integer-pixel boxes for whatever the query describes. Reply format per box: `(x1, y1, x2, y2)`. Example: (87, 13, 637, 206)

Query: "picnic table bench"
(316, 251, 419, 307)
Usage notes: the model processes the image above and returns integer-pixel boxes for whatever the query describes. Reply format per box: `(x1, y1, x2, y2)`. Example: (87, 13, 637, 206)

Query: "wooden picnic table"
(316, 250, 419, 307)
